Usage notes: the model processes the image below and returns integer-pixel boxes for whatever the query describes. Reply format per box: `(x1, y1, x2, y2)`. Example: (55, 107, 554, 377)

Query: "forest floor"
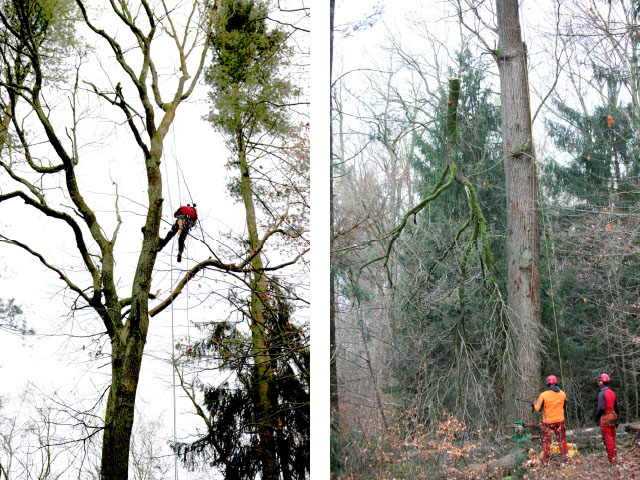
(516, 444, 640, 479)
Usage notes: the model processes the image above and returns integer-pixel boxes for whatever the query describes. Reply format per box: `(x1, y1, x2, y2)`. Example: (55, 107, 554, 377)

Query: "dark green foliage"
(545, 101, 639, 205)
(411, 49, 503, 234)
(0, 0, 77, 79)
(539, 67, 640, 422)
(177, 377, 261, 478)
(0, 298, 33, 336)
(175, 283, 310, 479)
(544, 68, 640, 208)
(206, 0, 296, 137)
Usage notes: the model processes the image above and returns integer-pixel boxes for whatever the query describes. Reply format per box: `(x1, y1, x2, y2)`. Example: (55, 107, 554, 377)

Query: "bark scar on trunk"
(511, 141, 532, 157)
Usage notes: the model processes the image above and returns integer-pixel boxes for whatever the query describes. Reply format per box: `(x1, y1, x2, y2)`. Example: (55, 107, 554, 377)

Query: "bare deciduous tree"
(0, 1, 244, 478)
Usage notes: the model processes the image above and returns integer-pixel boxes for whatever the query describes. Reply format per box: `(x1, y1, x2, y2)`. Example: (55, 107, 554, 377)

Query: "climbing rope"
(519, 23, 565, 390)
(169, 240, 179, 480)
(172, 123, 183, 207)
(167, 216, 196, 480)
(186, 244, 191, 346)
(164, 127, 198, 479)
(165, 126, 183, 480)
(537, 184, 566, 392)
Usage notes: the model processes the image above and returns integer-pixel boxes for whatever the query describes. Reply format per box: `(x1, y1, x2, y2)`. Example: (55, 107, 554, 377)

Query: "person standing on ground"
(594, 373, 619, 464)
(532, 375, 569, 465)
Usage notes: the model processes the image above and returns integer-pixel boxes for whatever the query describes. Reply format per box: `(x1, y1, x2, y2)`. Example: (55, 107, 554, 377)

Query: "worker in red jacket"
(158, 204, 197, 262)
(594, 373, 619, 464)
(532, 374, 569, 465)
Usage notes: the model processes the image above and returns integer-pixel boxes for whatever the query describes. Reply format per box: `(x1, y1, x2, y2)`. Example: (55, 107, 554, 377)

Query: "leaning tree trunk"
(495, 0, 541, 423)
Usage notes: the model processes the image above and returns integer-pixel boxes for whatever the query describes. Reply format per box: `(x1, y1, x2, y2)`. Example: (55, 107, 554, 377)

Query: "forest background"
(331, 0, 640, 478)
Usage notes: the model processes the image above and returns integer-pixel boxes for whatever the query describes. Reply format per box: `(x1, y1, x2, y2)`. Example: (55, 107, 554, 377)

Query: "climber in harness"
(158, 204, 197, 263)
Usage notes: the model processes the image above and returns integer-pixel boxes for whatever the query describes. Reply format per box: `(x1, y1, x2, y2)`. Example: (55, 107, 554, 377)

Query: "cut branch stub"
(447, 77, 461, 157)
(372, 78, 464, 271)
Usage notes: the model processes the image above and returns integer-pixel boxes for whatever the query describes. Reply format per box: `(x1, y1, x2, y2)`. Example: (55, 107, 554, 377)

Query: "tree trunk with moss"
(100, 126, 164, 478)
(201, 2, 301, 475)
(237, 132, 278, 479)
(495, 0, 541, 423)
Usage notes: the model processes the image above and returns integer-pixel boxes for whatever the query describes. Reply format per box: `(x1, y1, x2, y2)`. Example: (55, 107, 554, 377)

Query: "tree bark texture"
(237, 132, 278, 480)
(495, 0, 541, 423)
(101, 334, 146, 479)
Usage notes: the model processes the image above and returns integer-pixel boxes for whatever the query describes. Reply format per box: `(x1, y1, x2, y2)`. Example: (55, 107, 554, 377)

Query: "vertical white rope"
(172, 123, 183, 206)
(170, 241, 179, 480)
(162, 129, 178, 479)
(164, 153, 174, 213)
(186, 243, 191, 346)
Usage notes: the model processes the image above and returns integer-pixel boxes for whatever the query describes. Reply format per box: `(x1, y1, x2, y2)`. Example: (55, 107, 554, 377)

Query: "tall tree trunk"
(101, 336, 145, 479)
(237, 132, 278, 479)
(495, 0, 541, 423)
(329, 0, 339, 426)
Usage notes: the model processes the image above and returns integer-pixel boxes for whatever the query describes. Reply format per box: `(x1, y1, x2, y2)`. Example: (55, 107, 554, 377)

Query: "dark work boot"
(177, 253, 182, 263)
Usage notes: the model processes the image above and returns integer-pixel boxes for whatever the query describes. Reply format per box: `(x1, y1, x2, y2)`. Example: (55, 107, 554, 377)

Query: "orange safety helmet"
(546, 375, 558, 386)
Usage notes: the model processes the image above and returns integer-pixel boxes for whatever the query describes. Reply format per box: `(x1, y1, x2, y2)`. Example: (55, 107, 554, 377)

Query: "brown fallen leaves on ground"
(521, 445, 640, 480)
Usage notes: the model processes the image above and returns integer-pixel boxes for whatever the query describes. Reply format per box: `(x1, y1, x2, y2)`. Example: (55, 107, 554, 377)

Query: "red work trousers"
(541, 421, 568, 464)
(600, 424, 617, 463)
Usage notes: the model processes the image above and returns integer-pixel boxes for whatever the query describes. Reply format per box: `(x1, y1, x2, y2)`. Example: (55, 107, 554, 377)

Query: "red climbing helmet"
(597, 373, 610, 383)
(546, 375, 558, 386)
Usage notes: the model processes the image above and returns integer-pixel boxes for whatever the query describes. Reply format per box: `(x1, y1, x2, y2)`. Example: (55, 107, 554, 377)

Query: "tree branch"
(0, 190, 101, 286)
(75, 0, 157, 138)
(0, 235, 91, 311)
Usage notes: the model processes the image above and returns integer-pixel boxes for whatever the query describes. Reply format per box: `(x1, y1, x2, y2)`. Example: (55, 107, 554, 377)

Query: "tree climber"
(158, 204, 198, 262)
(532, 375, 569, 465)
(594, 373, 619, 464)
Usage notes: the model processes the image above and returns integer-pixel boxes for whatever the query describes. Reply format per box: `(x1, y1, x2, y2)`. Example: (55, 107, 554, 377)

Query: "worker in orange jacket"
(532, 375, 569, 464)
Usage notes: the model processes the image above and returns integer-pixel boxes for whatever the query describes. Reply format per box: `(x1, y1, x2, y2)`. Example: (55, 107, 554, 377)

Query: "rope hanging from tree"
(164, 129, 198, 479)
